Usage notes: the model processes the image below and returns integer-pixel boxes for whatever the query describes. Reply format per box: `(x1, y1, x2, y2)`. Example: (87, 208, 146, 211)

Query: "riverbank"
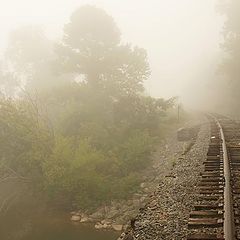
(0, 205, 120, 240)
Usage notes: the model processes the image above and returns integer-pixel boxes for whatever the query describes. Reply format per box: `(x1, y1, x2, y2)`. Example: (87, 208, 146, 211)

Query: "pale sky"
(0, 0, 225, 107)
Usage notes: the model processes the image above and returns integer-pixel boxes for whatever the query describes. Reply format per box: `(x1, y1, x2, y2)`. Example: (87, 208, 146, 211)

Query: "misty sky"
(0, 0, 225, 107)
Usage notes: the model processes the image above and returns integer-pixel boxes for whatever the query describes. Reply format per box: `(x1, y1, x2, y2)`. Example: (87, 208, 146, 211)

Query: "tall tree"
(57, 5, 150, 96)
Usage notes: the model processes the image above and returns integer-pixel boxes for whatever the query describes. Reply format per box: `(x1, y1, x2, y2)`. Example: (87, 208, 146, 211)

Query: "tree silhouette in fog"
(2, 6, 149, 97)
(57, 5, 150, 96)
(219, 0, 240, 114)
(4, 26, 68, 92)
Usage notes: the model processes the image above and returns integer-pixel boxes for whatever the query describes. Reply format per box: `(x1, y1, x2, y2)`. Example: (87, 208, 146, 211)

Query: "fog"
(0, 0, 225, 108)
(2, 1, 240, 239)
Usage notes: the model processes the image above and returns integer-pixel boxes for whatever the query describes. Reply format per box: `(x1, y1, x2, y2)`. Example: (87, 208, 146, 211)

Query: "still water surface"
(0, 208, 119, 240)
(25, 219, 119, 240)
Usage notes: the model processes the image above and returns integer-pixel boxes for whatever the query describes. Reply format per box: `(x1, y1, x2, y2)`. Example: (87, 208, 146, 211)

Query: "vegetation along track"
(187, 115, 240, 240)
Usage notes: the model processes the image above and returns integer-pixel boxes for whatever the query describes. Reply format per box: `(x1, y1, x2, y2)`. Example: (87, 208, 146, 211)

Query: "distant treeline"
(0, 6, 179, 210)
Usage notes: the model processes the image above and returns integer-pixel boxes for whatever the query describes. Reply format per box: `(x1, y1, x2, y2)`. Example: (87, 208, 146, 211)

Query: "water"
(24, 217, 120, 240)
(0, 186, 119, 240)
(0, 206, 119, 240)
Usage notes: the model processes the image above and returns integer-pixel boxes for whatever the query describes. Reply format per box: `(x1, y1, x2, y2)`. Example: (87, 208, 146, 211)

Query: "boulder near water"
(80, 215, 91, 223)
(112, 224, 123, 231)
(71, 215, 81, 221)
(94, 222, 105, 229)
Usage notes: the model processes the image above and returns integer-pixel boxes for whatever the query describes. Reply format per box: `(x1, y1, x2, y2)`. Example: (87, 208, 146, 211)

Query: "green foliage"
(0, 98, 53, 179)
(0, 90, 173, 210)
(42, 137, 106, 207)
(42, 134, 146, 209)
(117, 130, 155, 174)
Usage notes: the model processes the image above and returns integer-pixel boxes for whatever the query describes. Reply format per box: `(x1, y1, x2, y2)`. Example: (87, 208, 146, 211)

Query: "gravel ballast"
(119, 116, 210, 240)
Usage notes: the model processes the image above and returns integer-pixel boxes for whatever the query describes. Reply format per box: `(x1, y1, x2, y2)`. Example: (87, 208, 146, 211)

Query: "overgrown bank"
(0, 92, 181, 211)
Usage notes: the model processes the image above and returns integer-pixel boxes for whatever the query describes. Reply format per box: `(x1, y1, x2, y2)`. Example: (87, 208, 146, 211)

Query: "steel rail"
(216, 119, 236, 240)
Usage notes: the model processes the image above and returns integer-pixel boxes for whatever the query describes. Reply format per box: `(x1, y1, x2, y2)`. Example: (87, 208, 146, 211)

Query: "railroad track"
(187, 115, 240, 240)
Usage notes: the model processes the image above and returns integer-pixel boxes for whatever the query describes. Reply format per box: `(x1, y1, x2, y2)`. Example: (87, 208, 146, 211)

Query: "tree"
(218, 0, 240, 115)
(5, 26, 67, 91)
(57, 5, 150, 96)
(0, 98, 53, 180)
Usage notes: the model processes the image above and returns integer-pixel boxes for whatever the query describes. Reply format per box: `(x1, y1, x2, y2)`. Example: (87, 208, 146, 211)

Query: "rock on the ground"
(112, 224, 123, 231)
(71, 215, 81, 221)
